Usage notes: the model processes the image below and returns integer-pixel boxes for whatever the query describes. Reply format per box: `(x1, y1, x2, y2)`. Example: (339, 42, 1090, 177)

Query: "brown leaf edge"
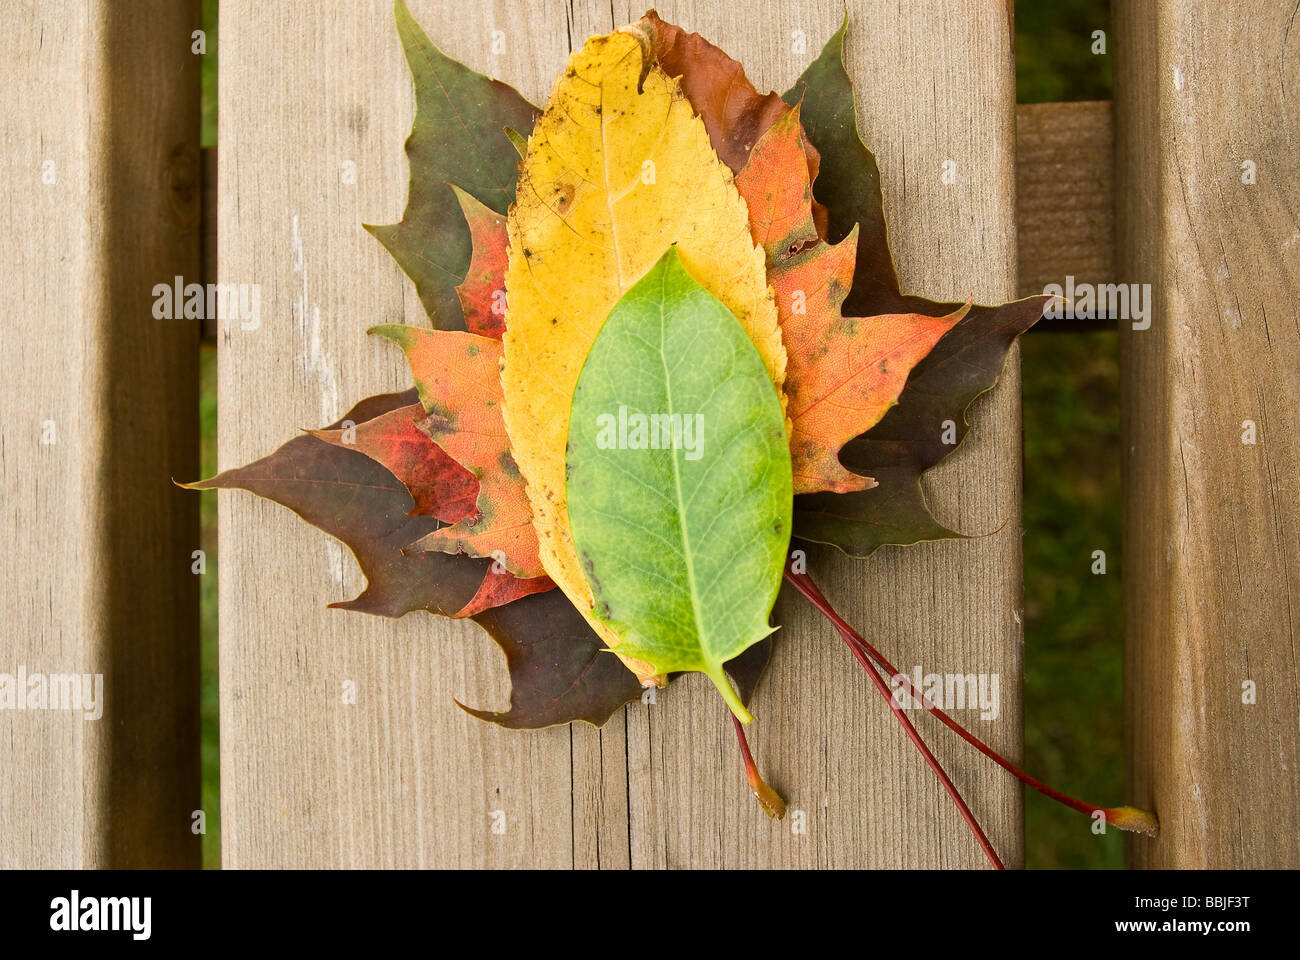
(182, 390, 537, 618)
(460, 590, 644, 728)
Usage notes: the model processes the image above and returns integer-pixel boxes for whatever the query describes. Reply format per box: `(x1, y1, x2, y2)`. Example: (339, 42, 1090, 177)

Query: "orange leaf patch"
(737, 104, 967, 495)
(371, 325, 545, 578)
(452, 186, 510, 339)
(311, 401, 480, 524)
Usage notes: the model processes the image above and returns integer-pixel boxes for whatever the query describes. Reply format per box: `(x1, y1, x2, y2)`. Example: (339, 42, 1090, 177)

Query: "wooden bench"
(2, 0, 1296, 869)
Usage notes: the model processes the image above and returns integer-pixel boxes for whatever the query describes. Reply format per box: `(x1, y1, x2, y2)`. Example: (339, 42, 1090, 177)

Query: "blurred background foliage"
(196, 0, 1119, 869)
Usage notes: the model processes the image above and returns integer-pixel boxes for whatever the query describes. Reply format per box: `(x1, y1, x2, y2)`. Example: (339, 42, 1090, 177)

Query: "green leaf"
(565, 248, 793, 723)
(365, 2, 537, 328)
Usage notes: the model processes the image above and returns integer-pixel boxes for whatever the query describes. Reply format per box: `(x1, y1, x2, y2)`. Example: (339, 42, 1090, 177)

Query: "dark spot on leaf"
(418, 409, 454, 434)
(554, 182, 575, 215)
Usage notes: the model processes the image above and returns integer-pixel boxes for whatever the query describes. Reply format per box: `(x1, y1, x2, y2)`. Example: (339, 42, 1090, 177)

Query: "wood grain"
(1115, 0, 1300, 867)
(1016, 101, 1115, 305)
(203, 147, 219, 338)
(218, 0, 574, 869)
(0, 1, 201, 867)
(613, 0, 1024, 870)
(219, 0, 1025, 867)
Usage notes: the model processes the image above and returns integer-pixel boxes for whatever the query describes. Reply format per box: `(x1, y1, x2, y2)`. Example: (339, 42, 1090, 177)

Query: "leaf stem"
(784, 560, 1158, 839)
(731, 714, 787, 819)
(709, 666, 755, 725)
(784, 564, 1004, 869)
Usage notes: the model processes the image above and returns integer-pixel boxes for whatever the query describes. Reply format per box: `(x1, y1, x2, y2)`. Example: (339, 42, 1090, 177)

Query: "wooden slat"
(608, 0, 1025, 869)
(219, 0, 1024, 867)
(0, 1, 201, 867)
(218, 0, 574, 869)
(1016, 101, 1115, 305)
(1115, 0, 1300, 867)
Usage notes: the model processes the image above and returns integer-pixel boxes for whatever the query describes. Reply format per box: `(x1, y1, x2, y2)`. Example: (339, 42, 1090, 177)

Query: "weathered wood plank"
(218, 0, 577, 868)
(1115, 0, 1300, 867)
(590, 0, 1026, 868)
(220, 0, 1025, 867)
(1016, 100, 1115, 305)
(0, 1, 202, 867)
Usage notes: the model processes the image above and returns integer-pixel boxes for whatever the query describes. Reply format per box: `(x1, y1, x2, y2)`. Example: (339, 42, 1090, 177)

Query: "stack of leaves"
(188, 3, 1157, 867)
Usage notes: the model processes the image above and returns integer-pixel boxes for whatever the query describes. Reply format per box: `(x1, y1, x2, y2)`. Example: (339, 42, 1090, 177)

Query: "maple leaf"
(311, 400, 479, 523)
(451, 186, 510, 339)
(371, 324, 545, 579)
(736, 107, 969, 495)
(644, 12, 1051, 544)
(462, 589, 645, 728)
(365, 1, 538, 329)
(783, 21, 1054, 553)
(182, 390, 549, 620)
(500, 28, 785, 685)
(185, 386, 648, 728)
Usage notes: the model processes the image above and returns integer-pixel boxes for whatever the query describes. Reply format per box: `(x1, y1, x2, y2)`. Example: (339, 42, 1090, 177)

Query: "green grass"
(195, 0, 1120, 869)
(1021, 333, 1124, 868)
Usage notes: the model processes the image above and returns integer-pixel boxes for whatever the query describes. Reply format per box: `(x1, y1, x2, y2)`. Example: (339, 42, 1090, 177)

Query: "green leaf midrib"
(654, 273, 751, 716)
(565, 249, 792, 722)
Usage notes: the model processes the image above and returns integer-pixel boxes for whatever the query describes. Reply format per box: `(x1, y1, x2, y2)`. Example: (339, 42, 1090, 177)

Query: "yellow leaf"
(501, 28, 785, 685)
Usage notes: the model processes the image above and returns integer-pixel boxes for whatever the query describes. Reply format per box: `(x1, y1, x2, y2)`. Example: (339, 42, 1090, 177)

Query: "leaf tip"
(367, 323, 410, 346)
(392, 0, 415, 33)
(503, 125, 528, 158)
